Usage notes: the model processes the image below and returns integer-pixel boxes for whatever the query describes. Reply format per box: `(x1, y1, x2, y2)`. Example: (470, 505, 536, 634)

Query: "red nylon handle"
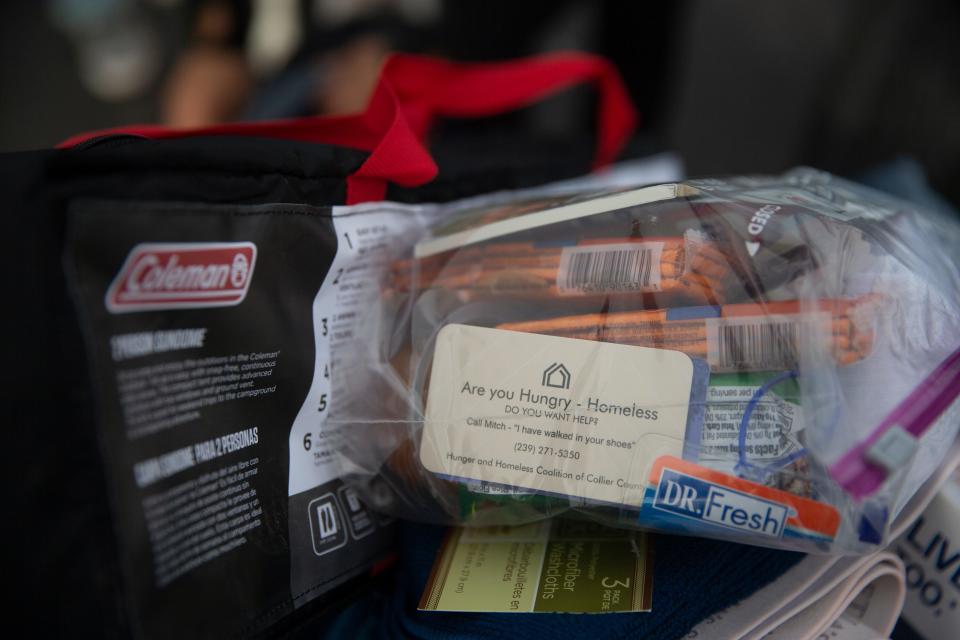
(58, 52, 636, 204)
(383, 52, 637, 170)
(58, 79, 437, 205)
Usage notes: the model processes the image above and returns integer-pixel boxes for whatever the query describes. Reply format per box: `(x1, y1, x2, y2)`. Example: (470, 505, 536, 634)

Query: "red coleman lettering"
(106, 242, 257, 313)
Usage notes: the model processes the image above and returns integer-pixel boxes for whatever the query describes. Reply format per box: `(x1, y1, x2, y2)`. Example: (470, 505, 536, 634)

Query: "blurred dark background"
(2, 0, 958, 205)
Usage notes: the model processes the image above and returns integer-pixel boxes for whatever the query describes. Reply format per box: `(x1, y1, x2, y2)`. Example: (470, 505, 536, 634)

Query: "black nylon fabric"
(47, 136, 365, 205)
(390, 131, 596, 203)
(4, 132, 602, 637)
(5, 137, 363, 637)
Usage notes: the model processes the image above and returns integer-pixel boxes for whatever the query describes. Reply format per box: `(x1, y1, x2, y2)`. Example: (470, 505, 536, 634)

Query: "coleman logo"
(105, 242, 257, 313)
(653, 468, 789, 538)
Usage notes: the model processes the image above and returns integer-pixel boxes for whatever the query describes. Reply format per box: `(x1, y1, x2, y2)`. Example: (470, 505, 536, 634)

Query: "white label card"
(420, 324, 693, 506)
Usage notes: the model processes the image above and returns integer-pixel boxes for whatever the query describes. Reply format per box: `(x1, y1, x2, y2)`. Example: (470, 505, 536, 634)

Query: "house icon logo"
(542, 363, 571, 389)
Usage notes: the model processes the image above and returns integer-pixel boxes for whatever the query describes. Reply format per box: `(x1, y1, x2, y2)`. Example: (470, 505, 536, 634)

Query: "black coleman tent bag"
(4, 53, 635, 638)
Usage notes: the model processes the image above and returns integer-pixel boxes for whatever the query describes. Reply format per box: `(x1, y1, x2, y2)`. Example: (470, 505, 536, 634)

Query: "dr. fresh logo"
(653, 468, 790, 538)
(542, 362, 571, 389)
(105, 242, 257, 313)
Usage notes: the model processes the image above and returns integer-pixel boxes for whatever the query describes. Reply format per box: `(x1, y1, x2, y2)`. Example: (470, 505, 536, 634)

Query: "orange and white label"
(646, 456, 840, 541)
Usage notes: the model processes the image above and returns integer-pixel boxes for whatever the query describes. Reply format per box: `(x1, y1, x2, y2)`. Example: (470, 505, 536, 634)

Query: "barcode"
(710, 319, 799, 371)
(558, 243, 663, 294)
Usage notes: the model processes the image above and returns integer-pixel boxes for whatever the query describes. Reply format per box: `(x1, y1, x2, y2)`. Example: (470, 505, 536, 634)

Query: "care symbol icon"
(316, 501, 338, 539)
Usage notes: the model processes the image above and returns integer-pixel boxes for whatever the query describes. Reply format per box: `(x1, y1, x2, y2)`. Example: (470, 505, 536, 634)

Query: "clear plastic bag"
(334, 169, 960, 553)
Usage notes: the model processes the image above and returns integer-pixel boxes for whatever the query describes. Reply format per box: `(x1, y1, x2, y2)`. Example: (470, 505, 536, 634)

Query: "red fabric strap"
(58, 79, 437, 205)
(58, 52, 637, 204)
(383, 52, 637, 170)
